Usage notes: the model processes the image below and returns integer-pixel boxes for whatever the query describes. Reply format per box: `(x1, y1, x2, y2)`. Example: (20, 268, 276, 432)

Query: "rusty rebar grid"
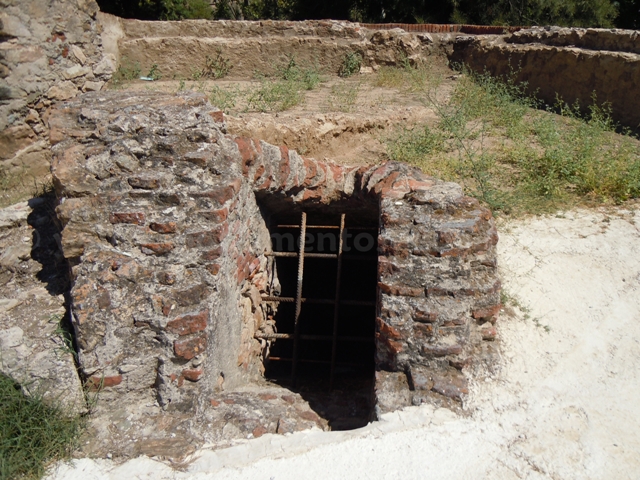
(330, 214, 345, 390)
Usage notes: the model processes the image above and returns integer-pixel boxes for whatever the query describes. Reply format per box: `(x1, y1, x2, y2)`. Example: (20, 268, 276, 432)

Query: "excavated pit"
(258, 197, 379, 429)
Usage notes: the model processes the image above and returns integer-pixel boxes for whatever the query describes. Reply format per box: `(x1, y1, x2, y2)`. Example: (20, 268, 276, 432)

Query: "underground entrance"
(256, 195, 379, 429)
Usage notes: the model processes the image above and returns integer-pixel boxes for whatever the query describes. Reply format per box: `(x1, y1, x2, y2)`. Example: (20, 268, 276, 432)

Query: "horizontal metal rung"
(277, 224, 340, 229)
(342, 255, 377, 261)
(261, 296, 374, 307)
(267, 357, 369, 367)
(267, 252, 338, 259)
(255, 333, 373, 343)
(276, 225, 377, 231)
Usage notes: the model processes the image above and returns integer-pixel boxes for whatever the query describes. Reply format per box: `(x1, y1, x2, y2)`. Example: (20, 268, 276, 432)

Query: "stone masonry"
(1, 0, 114, 196)
(50, 90, 500, 418)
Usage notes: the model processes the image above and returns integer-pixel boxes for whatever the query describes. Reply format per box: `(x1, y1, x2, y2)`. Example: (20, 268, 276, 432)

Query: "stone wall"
(101, 16, 450, 80)
(449, 27, 640, 129)
(50, 90, 500, 413)
(0, 0, 114, 200)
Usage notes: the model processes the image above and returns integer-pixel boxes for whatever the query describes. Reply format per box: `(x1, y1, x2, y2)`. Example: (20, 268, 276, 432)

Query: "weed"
(200, 50, 233, 79)
(110, 58, 141, 88)
(50, 313, 76, 361)
(326, 82, 360, 113)
(0, 374, 83, 479)
(275, 55, 322, 90)
(145, 63, 162, 81)
(210, 85, 240, 113)
(339, 51, 362, 78)
(247, 78, 302, 112)
(374, 60, 444, 93)
(386, 66, 640, 216)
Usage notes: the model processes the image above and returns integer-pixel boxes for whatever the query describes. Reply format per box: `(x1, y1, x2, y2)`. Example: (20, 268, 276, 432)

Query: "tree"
(450, 0, 618, 27)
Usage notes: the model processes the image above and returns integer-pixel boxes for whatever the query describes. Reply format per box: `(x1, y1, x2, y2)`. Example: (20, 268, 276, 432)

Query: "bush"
(339, 52, 362, 78)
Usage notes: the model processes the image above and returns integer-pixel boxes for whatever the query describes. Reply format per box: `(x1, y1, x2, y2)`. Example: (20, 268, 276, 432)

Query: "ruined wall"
(0, 0, 114, 197)
(50, 90, 500, 413)
(450, 27, 640, 129)
(102, 16, 449, 79)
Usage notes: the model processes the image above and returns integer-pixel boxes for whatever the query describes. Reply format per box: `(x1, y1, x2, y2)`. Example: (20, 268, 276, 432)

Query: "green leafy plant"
(210, 85, 240, 113)
(200, 50, 233, 79)
(110, 58, 141, 88)
(339, 51, 362, 78)
(146, 63, 162, 81)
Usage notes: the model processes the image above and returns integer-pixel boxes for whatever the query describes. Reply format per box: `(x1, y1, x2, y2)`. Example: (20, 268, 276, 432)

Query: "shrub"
(339, 52, 362, 78)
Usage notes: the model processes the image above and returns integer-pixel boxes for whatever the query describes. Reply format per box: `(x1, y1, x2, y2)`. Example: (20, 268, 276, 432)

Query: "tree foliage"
(98, 0, 213, 20)
(451, 0, 618, 27)
(96, 0, 638, 28)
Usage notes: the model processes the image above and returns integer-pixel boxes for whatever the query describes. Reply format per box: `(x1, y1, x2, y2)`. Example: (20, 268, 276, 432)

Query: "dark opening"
(257, 194, 379, 430)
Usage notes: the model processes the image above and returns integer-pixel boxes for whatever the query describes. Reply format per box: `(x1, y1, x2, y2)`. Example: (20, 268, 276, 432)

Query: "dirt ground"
(115, 66, 454, 167)
(45, 204, 640, 479)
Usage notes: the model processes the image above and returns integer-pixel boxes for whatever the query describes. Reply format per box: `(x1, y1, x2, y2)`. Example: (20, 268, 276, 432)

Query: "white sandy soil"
(47, 207, 640, 480)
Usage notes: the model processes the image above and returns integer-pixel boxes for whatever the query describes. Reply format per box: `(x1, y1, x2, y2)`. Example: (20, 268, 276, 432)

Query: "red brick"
(128, 175, 160, 189)
(376, 317, 401, 339)
(210, 399, 220, 407)
(252, 426, 268, 438)
(235, 137, 260, 175)
(223, 398, 235, 405)
(174, 283, 207, 307)
(186, 224, 229, 248)
(376, 333, 403, 354)
(378, 282, 423, 297)
(278, 145, 291, 186)
(301, 158, 318, 187)
(199, 208, 228, 223)
(413, 323, 434, 336)
(182, 368, 204, 382)
(253, 164, 266, 182)
(372, 171, 400, 196)
(199, 247, 221, 262)
(182, 151, 211, 167)
(302, 189, 323, 201)
(481, 325, 498, 341)
(140, 242, 174, 255)
(150, 222, 177, 234)
(205, 263, 221, 275)
(109, 212, 145, 225)
(194, 185, 237, 206)
(209, 110, 224, 123)
(259, 393, 277, 401)
(174, 333, 207, 360)
(86, 374, 122, 391)
(413, 310, 438, 323)
(472, 304, 502, 320)
(166, 310, 208, 336)
(437, 230, 458, 245)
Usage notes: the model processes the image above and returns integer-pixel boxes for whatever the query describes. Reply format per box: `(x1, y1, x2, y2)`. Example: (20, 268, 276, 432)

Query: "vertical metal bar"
(291, 212, 307, 387)
(330, 214, 346, 390)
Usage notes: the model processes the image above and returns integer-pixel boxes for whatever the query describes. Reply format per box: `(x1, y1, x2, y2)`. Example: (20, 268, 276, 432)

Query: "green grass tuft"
(386, 66, 640, 215)
(0, 374, 83, 479)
